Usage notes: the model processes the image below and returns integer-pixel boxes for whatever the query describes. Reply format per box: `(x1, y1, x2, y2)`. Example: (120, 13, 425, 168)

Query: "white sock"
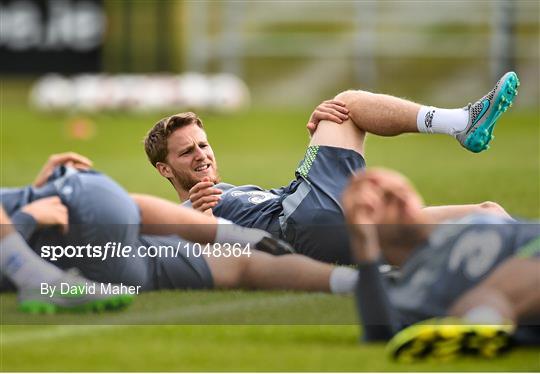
(329, 266, 359, 294)
(417, 106, 469, 135)
(463, 305, 504, 324)
(215, 218, 269, 246)
(0, 232, 63, 288)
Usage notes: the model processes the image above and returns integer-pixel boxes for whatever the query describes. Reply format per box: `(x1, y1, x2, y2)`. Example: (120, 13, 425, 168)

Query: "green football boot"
(456, 71, 519, 153)
(18, 269, 134, 314)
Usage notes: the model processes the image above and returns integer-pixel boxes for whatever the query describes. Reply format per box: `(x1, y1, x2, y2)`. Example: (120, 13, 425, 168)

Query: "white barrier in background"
(29, 73, 251, 112)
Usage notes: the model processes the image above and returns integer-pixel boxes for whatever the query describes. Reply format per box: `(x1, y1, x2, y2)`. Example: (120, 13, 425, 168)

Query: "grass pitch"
(2, 291, 540, 371)
(1, 80, 539, 371)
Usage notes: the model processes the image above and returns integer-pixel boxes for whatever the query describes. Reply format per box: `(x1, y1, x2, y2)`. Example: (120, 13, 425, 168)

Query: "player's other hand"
(342, 172, 384, 263)
(345, 169, 421, 225)
(21, 196, 68, 234)
(307, 99, 349, 137)
(189, 177, 222, 216)
(33, 152, 93, 187)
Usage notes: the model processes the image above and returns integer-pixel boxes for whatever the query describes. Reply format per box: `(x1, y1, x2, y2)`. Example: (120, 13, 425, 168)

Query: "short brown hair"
(144, 112, 204, 166)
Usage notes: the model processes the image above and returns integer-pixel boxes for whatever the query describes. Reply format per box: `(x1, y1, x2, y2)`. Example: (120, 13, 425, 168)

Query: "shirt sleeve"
(1, 186, 32, 214)
(355, 261, 404, 342)
(9, 210, 38, 241)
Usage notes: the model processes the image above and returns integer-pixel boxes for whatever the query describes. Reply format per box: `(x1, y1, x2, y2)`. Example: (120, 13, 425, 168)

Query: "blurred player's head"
(343, 168, 431, 266)
(344, 168, 426, 225)
(145, 112, 220, 197)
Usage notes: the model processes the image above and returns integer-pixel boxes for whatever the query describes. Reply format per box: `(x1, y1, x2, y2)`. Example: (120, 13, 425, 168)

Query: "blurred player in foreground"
(0, 205, 134, 313)
(342, 168, 539, 361)
(1, 153, 134, 313)
(1, 153, 362, 313)
(145, 72, 519, 264)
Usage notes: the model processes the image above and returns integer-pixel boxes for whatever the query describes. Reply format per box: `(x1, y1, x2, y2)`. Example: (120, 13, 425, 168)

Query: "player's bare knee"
(479, 201, 509, 217)
(480, 201, 500, 210)
(334, 89, 363, 105)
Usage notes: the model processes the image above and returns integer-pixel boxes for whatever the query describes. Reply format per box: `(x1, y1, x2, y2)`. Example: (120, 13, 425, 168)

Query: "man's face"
(161, 124, 219, 192)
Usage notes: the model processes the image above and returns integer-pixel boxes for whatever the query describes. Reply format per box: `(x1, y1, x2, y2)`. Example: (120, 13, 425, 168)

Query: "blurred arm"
(356, 261, 404, 341)
(423, 202, 511, 222)
(8, 211, 38, 241)
(0, 206, 15, 239)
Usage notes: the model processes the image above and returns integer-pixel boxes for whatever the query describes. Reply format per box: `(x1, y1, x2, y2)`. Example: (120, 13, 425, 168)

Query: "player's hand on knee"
(306, 100, 349, 137)
(189, 177, 222, 214)
(33, 152, 93, 187)
(21, 196, 68, 233)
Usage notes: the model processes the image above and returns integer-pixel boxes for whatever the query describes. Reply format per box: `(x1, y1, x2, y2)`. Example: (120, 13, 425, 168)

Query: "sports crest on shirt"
(230, 190, 279, 205)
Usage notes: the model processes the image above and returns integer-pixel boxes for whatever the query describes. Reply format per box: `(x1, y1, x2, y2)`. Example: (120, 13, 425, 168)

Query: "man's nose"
(194, 146, 205, 160)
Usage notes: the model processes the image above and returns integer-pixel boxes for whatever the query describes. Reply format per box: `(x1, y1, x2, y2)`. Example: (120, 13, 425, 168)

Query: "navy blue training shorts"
(279, 146, 366, 264)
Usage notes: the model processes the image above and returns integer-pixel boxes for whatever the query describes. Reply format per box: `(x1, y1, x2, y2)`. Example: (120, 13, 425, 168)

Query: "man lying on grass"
(342, 168, 539, 361)
(1, 153, 360, 313)
(0, 205, 135, 313)
(145, 72, 518, 264)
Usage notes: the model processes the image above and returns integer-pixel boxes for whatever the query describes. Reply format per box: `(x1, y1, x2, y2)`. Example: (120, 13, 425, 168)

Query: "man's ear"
(156, 162, 174, 179)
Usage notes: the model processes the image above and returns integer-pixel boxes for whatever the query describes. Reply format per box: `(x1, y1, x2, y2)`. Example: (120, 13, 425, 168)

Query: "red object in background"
(66, 117, 96, 140)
